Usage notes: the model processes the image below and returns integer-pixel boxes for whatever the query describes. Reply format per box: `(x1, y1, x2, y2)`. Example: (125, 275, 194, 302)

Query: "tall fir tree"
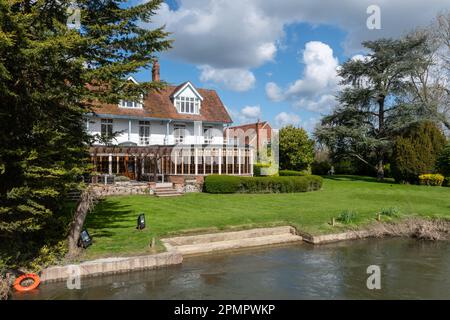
(0, 0, 171, 268)
(315, 36, 432, 178)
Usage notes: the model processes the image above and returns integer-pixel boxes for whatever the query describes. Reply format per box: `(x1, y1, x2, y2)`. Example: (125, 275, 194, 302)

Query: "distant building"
(225, 121, 272, 161)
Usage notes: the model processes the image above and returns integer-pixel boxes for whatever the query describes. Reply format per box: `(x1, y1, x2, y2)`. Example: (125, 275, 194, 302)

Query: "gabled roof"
(170, 81, 204, 101)
(89, 83, 232, 124)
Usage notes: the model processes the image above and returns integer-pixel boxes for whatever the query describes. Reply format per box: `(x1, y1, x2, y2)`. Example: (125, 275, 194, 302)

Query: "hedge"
(204, 175, 323, 194)
(279, 169, 309, 176)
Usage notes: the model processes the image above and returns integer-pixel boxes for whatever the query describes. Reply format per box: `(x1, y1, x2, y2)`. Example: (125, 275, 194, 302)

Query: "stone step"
(173, 233, 302, 256)
(163, 226, 297, 246)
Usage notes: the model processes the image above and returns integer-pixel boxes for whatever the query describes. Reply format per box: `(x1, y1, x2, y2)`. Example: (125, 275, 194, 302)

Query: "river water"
(13, 238, 450, 300)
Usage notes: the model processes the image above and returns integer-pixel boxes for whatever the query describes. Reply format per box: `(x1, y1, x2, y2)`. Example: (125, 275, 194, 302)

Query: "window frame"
(101, 118, 113, 138)
(174, 124, 186, 144)
(139, 121, 151, 145)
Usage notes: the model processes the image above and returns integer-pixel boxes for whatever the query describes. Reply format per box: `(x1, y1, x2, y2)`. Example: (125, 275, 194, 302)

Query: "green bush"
(337, 210, 357, 224)
(204, 175, 323, 194)
(392, 121, 446, 183)
(204, 175, 241, 193)
(311, 160, 331, 175)
(437, 142, 450, 177)
(279, 169, 309, 176)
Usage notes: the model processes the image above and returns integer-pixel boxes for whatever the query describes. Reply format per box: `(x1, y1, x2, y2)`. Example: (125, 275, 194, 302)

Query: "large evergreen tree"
(391, 121, 446, 183)
(0, 0, 171, 268)
(315, 36, 431, 178)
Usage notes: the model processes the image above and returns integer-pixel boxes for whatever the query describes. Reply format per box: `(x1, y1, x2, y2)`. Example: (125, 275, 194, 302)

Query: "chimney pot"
(152, 59, 160, 82)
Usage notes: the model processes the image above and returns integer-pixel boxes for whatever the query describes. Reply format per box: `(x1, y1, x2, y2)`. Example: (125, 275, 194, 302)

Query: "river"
(12, 238, 450, 299)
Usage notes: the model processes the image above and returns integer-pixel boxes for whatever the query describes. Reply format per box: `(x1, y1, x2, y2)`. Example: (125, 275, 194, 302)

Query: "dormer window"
(175, 96, 200, 114)
(119, 99, 143, 108)
(171, 82, 203, 115)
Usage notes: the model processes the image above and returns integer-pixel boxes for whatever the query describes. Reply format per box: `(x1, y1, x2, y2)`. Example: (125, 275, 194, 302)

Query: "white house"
(86, 60, 253, 181)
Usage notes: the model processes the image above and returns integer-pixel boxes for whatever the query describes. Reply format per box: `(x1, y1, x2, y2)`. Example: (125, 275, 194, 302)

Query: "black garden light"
(78, 228, 92, 248)
(137, 213, 145, 230)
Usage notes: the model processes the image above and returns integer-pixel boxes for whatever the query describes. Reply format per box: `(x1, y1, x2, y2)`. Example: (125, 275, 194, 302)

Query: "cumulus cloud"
(229, 105, 262, 124)
(274, 112, 319, 132)
(198, 65, 256, 92)
(150, 0, 450, 66)
(266, 41, 339, 113)
(274, 112, 301, 127)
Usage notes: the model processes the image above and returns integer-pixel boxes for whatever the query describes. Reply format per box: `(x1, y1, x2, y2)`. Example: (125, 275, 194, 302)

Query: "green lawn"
(82, 175, 450, 259)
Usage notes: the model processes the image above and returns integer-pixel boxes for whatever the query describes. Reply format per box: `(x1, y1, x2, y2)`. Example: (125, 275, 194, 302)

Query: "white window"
(119, 98, 143, 108)
(203, 126, 213, 144)
(101, 119, 113, 137)
(174, 124, 186, 144)
(139, 121, 150, 145)
(175, 96, 200, 114)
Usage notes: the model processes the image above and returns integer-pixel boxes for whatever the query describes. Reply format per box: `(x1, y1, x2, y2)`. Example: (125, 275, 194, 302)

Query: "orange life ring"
(13, 273, 41, 292)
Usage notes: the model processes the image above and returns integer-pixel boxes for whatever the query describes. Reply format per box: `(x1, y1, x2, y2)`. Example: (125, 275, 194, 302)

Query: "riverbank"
(82, 175, 450, 260)
(38, 218, 450, 283)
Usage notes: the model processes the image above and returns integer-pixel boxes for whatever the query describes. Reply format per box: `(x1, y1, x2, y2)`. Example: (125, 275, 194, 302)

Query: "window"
(119, 99, 143, 108)
(101, 119, 113, 138)
(203, 126, 213, 144)
(175, 96, 200, 114)
(139, 121, 150, 145)
(174, 124, 186, 144)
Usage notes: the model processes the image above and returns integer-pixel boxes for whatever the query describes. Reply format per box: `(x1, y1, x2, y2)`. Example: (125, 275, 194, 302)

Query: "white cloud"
(266, 41, 339, 113)
(265, 82, 284, 102)
(275, 112, 301, 127)
(150, 0, 450, 68)
(229, 105, 262, 124)
(274, 112, 319, 132)
(198, 65, 256, 92)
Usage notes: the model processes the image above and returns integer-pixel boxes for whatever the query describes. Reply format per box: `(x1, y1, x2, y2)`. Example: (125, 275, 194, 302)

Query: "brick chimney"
(152, 59, 160, 82)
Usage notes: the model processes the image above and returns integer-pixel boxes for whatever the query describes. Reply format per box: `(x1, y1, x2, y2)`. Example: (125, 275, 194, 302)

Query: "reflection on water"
(13, 238, 450, 300)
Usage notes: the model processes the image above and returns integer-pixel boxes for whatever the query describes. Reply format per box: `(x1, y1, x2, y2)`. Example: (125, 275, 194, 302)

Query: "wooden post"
(250, 148, 254, 176)
(194, 147, 198, 175)
(116, 156, 120, 174)
(108, 153, 112, 175)
(174, 150, 177, 175)
(332, 217, 335, 226)
(218, 147, 222, 175)
(238, 148, 242, 175)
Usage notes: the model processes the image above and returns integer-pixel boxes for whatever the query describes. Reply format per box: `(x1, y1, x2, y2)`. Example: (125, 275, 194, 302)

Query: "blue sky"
(129, 0, 450, 131)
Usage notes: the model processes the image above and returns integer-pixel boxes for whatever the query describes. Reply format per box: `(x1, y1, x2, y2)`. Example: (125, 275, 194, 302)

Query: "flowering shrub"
(418, 174, 444, 186)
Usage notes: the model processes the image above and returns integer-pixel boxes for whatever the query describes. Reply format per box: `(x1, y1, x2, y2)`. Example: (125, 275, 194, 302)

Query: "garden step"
(171, 233, 302, 256)
(163, 226, 297, 246)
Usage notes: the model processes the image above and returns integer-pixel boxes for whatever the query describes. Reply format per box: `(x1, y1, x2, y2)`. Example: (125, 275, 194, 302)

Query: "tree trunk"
(67, 188, 96, 257)
(376, 159, 384, 180)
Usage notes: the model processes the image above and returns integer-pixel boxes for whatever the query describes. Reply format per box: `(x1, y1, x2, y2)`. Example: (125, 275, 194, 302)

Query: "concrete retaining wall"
(40, 252, 182, 283)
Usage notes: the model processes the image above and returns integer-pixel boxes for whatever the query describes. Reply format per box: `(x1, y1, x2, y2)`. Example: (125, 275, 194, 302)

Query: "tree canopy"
(0, 0, 171, 268)
(315, 36, 434, 178)
(279, 125, 314, 172)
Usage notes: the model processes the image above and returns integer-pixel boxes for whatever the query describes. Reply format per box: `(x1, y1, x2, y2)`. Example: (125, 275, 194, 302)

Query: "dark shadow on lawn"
(85, 199, 137, 237)
(323, 175, 396, 184)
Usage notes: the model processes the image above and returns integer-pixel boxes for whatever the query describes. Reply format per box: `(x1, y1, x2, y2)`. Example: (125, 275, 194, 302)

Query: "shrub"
(204, 175, 241, 193)
(311, 160, 331, 175)
(381, 207, 400, 217)
(418, 173, 444, 186)
(392, 121, 446, 183)
(204, 175, 323, 194)
(253, 163, 271, 176)
(437, 142, 450, 177)
(279, 169, 309, 176)
(336, 210, 357, 224)
(279, 125, 314, 171)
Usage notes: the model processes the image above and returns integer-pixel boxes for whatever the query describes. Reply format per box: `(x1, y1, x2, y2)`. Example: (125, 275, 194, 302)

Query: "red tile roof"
(89, 84, 232, 124)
